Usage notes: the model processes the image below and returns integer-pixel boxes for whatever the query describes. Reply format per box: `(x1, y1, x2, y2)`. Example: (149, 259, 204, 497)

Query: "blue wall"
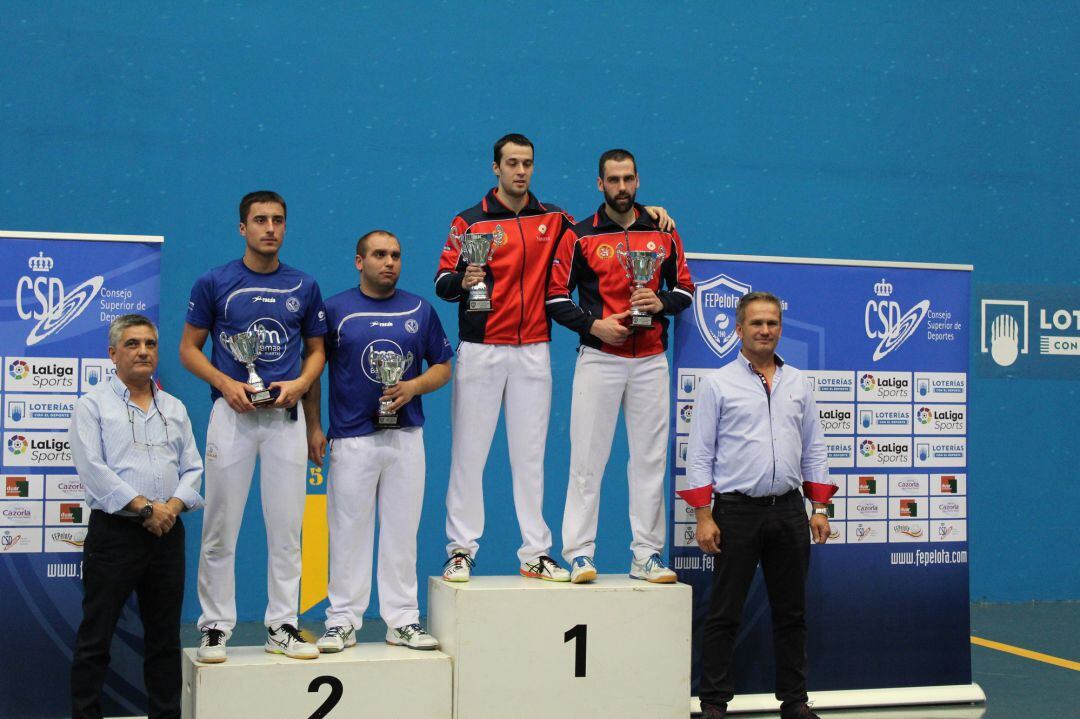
(2, 2, 1076, 613)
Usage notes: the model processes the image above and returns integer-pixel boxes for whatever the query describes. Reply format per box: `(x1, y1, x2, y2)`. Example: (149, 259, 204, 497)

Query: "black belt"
(91, 508, 144, 525)
(716, 489, 799, 506)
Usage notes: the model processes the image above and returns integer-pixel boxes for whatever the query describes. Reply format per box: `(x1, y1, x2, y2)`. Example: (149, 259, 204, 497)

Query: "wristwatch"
(812, 508, 829, 516)
(139, 501, 154, 520)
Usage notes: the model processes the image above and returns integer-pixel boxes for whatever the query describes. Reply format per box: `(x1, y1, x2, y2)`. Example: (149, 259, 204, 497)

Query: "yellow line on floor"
(971, 635, 1080, 671)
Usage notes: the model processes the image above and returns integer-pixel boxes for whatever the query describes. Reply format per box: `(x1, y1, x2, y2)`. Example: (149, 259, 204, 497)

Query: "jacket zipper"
(515, 215, 527, 344)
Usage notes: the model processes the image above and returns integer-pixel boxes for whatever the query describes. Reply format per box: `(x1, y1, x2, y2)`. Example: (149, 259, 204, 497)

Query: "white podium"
(181, 644, 452, 719)
(429, 575, 692, 719)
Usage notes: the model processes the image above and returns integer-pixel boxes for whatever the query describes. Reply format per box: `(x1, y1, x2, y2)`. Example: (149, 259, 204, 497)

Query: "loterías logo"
(16, 251, 105, 346)
(864, 278, 930, 361)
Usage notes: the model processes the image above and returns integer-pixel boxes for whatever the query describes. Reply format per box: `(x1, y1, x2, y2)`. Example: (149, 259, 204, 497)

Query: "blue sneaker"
(629, 553, 677, 583)
(570, 556, 597, 584)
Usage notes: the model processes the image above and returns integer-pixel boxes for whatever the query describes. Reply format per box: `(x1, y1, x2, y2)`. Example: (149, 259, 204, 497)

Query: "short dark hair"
(494, 133, 534, 164)
(239, 191, 287, 223)
(598, 148, 637, 178)
(736, 291, 784, 325)
(356, 229, 398, 257)
(108, 314, 157, 348)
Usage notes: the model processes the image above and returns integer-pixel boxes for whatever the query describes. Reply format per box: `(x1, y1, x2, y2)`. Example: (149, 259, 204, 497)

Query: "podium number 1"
(307, 676, 343, 718)
(564, 624, 587, 677)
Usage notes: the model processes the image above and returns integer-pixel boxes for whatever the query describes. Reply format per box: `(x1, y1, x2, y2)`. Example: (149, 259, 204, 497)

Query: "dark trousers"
(698, 490, 810, 710)
(71, 510, 186, 719)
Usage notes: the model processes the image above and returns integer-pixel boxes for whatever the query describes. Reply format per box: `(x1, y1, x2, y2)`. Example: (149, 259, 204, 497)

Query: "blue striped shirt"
(682, 354, 833, 507)
(69, 375, 205, 514)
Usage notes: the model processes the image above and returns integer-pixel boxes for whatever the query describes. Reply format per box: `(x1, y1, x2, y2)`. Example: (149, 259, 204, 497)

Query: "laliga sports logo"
(916, 407, 932, 424)
(694, 274, 750, 358)
(7, 435, 28, 455)
(864, 278, 930, 361)
(859, 439, 876, 457)
(17, 252, 105, 346)
(9, 360, 29, 380)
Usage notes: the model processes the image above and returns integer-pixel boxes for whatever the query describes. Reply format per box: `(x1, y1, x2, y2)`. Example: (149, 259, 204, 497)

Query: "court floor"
(178, 601, 1079, 718)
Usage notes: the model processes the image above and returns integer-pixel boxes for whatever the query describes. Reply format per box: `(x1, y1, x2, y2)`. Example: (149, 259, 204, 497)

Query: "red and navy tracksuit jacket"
(546, 203, 694, 358)
(435, 188, 575, 345)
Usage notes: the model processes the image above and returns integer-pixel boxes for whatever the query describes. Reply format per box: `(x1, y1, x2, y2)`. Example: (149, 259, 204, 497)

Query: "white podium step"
(429, 575, 692, 719)
(181, 643, 452, 719)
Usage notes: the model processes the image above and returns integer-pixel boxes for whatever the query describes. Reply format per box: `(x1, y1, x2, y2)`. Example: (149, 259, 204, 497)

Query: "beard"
(604, 188, 635, 214)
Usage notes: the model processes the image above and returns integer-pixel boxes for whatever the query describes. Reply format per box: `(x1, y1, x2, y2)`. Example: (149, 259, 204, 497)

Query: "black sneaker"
(699, 702, 727, 719)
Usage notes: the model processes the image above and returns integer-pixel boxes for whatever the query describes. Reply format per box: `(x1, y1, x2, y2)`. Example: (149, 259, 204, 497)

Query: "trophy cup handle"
(449, 225, 463, 250)
(403, 352, 414, 374)
(489, 225, 505, 262)
(655, 245, 667, 265)
(219, 332, 233, 355)
(615, 242, 632, 278)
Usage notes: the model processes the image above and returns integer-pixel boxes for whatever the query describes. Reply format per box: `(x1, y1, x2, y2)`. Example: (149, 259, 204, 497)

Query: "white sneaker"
(265, 623, 319, 659)
(629, 553, 678, 583)
(570, 556, 597, 584)
(316, 625, 356, 653)
(442, 551, 474, 582)
(520, 555, 571, 582)
(386, 623, 439, 650)
(196, 628, 227, 663)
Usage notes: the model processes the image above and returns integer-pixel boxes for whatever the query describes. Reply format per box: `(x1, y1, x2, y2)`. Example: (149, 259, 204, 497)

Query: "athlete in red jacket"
(546, 148, 694, 584)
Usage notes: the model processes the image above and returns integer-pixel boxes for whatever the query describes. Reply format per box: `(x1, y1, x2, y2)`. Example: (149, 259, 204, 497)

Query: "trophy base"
(250, 389, 277, 406)
(467, 299, 492, 312)
(630, 314, 654, 329)
(376, 414, 401, 429)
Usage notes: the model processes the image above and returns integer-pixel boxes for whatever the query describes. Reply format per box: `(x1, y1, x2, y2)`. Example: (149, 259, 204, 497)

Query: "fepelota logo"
(8, 360, 29, 380)
(859, 439, 876, 458)
(864, 278, 931, 361)
(7, 435, 28, 455)
(694, 273, 751, 358)
(916, 407, 932, 424)
(860, 374, 876, 391)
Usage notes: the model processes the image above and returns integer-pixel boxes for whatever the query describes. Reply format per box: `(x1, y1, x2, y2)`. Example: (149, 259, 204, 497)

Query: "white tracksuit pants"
(197, 399, 307, 634)
(324, 428, 425, 631)
(445, 341, 553, 563)
(561, 347, 670, 565)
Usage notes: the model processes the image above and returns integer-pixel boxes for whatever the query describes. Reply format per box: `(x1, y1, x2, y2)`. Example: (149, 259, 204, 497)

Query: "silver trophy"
(452, 224, 505, 312)
(370, 350, 414, 428)
(220, 326, 274, 405)
(616, 242, 667, 328)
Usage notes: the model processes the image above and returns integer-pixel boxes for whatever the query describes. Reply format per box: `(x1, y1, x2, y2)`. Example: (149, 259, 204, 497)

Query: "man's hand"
(269, 377, 310, 409)
(589, 311, 632, 346)
(215, 377, 258, 414)
(696, 514, 722, 554)
(810, 513, 830, 544)
(462, 265, 486, 290)
(630, 287, 663, 315)
(143, 502, 177, 536)
(380, 379, 418, 414)
(307, 425, 327, 467)
(643, 205, 676, 232)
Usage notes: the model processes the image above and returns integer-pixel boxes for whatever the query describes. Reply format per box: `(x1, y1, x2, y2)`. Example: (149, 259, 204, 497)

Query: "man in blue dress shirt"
(679, 292, 837, 719)
(69, 314, 204, 719)
(303, 230, 453, 651)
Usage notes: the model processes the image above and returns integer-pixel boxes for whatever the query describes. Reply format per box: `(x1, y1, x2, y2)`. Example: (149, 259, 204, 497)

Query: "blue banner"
(670, 254, 973, 695)
(0, 231, 162, 719)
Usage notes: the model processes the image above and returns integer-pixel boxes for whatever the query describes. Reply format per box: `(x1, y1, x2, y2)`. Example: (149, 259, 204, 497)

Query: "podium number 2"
(564, 624, 587, 677)
(307, 676, 343, 719)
